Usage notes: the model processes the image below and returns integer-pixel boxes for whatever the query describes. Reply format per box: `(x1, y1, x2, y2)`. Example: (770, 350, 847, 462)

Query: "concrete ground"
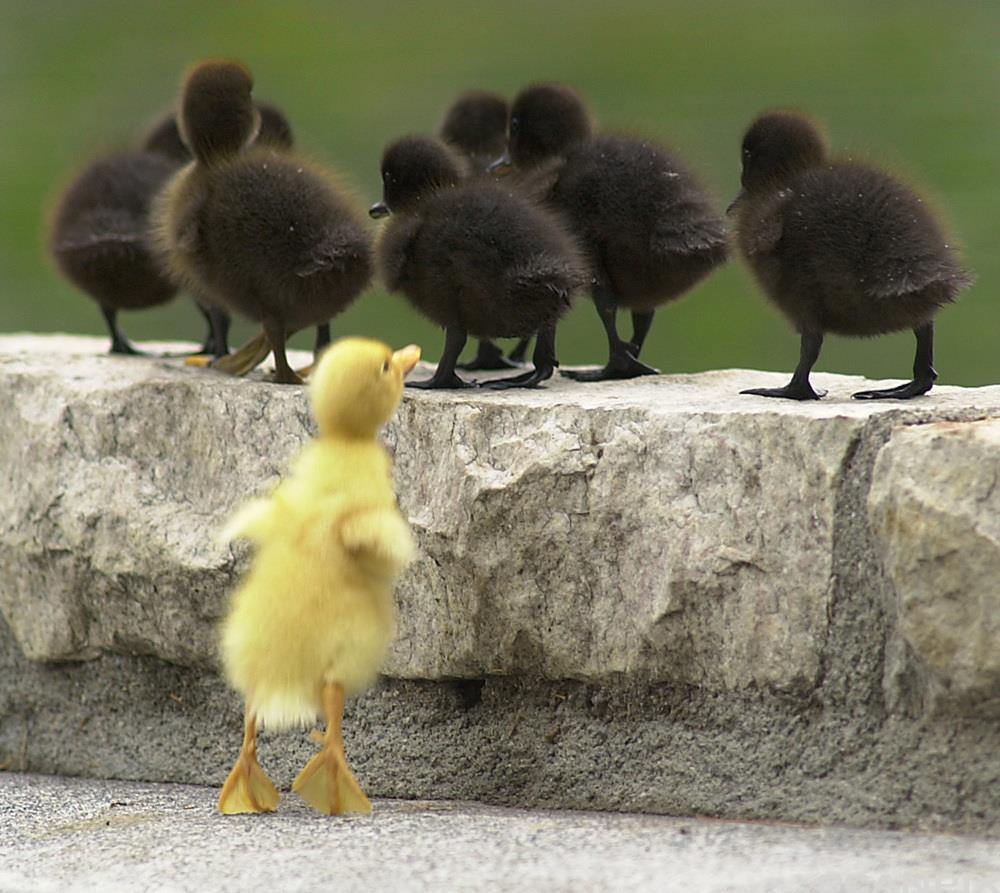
(1, 774, 998, 892)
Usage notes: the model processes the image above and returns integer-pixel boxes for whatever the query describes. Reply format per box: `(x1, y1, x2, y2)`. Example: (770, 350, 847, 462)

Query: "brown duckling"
(439, 90, 532, 371)
(170, 98, 299, 361)
(440, 89, 510, 174)
(49, 100, 296, 359)
(153, 60, 372, 384)
(144, 101, 297, 359)
(493, 84, 728, 381)
(49, 115, 186, 355)
(370, 135, 586, 389)
(732, 111, 974, 400)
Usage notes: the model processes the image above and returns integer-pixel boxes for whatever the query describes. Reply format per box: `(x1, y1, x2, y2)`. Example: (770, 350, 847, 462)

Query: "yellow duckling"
(217, 337, 421, 815)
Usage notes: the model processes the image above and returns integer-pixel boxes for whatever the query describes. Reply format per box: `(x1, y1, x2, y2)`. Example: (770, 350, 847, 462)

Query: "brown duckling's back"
(193, 150, 372, 331)
(552, 133, 729, 310)
(50, 149, 179, 316)
(376, 136, 583, 339)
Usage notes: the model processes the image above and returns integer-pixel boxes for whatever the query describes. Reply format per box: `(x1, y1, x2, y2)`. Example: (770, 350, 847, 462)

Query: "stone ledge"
(2, 334, 1000, 713)
(869, 419, 1000, 716)
(3, 334, 1000, 833)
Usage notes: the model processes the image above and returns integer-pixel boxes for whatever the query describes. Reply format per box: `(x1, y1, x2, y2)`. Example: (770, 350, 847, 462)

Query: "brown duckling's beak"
(369, 201, 391, 219)
(392, 344, 421, 377)
(726, 189, 746, 216)
(487, 151, 513, 176)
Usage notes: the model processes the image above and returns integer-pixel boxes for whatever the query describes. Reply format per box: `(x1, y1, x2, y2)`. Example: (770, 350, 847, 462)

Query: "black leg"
(314, 323, 331, 358)
(627, 310, 655, 358)
(407, 327, 475, 389)
(102, 306, 144, 355)
(194, 302, 214, 354)
(482, 324, 557, 389)
(853, 323, 937, 400)
(507, 337, 532, 364)
(742, 332, 826, 400)
(563, 288, 659, 382)
(457, 339, 521, 371)
(205, 307, 231, 358)
(263, 319, 302, 385)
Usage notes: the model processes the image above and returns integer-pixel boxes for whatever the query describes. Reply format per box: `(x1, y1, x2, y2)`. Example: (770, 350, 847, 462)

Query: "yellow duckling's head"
(310, 338, 421, 439)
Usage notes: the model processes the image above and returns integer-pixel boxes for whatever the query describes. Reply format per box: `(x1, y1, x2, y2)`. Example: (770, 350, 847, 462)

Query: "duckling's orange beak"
(369, 201, 391, 219)
(392, 344, 421, 377)
(487, 151, 512, 176)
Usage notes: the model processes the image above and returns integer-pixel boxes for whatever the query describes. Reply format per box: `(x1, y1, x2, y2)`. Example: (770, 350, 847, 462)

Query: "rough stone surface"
(2, 334, 1000, 833)
(869, 419, 1000, 717)
(4, 774, 999, 893)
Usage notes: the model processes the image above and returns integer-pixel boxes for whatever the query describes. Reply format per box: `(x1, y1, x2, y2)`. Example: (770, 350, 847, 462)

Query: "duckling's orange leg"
(292, 682, 372, 815)
(218, 708, 280, 815)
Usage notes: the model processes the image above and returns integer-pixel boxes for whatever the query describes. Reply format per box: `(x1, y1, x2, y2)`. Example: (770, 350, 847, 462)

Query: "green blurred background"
(2, 0, 997, 383)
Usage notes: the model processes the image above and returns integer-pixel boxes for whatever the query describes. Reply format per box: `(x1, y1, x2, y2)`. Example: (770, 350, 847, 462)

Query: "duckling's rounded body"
(501, 84, 728, 381)
(49, 135, 181, 354)
(154, 61, 372, 383)
(173, 98, 298, 361)
(439, 90, 531, 371)
(218, 337, 421, 815)
(554, 133, 728, 311)
(733, 111, 973, 401)
(381, 180, 579, 337)
(372, 136, 585, 389)
(162, 150, 372, 336)
(220, 434, 400, 727)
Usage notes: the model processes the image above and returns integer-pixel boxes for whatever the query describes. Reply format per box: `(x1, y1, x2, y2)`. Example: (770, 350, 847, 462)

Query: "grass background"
(2, 0, 997, 383)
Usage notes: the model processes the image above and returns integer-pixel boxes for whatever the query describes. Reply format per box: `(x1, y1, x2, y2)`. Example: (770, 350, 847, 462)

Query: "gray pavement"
(1, 774, 998, 892)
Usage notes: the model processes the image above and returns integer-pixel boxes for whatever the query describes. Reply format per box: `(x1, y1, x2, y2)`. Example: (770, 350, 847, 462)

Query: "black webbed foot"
(109, 339, 146, 356)
(742, 333, 826, 401)
(741, 383, 826, 401)
(852, 377, 935, 400)
(457, 340, 522, 371)
(406, 371, 477, 390)
(481, 364, 554, 390)
(563, 352, 659, 382)
(856, 326, 939, 400)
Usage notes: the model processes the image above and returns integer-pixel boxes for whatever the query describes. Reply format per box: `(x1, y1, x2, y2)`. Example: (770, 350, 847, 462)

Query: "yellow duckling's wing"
(217, 496, 279, 545)
(340, 505, 416, 576)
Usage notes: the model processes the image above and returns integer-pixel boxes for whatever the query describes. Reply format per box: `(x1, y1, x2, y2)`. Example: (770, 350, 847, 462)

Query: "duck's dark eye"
(381, 359, 390, 374)
(510, 116, 519, 132)
(742, 148, 752, 161)
(382, 170, 392, 183)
